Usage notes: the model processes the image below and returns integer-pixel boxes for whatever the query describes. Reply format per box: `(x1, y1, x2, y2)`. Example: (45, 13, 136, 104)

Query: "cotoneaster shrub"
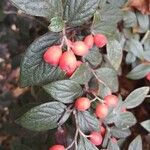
(9, 0, 150, 150)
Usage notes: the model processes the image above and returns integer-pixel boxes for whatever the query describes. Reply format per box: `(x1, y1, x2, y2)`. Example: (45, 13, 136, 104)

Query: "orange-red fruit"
(95, 103, 108, 119)
(146, 72, 150, 81)
(77, 61, 83, 67)
(72, 41, 89, 56)
(49, 145, 65, 150)
(100, 126, 106, 136)
(84, 35, 94, 49)
(89, 132, 103, 146)
(94, 34, 107, 48)
(43, 46, 62, 66)
(59, 51, 77, 76)
(104, 95, 118, 107)
(75, 97, 91, 111)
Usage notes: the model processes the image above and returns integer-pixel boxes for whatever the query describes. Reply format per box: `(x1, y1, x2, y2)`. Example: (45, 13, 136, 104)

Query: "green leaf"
(110, 127, 131, 138)
(64, 0, 100, 26)
(98, 83, 112, 98)
(127, 64, 150, 80)
(10, 0, 63, 19)
(125, 52, 136, 64)
(143, 51, 150, 62)
(115, 112, 137, 129)
(92, 10, 119, 39)
(78, 136, 99, 150)
(126, 39, 144, 59)
(20, 32, 66, 87)
(98, 4, 123, 24)
(141, 120, 150, 132)
(136, 12, 149, 33)
(123, 87, 149, 109)
(85, 47, 102, 68)
(77, 111, 99, 133)
(43, 80, 83, 103)
(95, 67, 119, 92)
(48, 17, 65, 32)
(70, 63, 92, 85)
(16, 102, 66, 131)
(107, 0, 127, 7)
(123, 11, 137, 28)
(107, 40, 123, 70)
(107, 139, 120, 150)
(128, 135, 142, 150)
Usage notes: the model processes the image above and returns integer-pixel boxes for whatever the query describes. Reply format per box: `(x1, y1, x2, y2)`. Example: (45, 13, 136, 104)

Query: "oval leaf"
(43, 80, 83, 103)
(107, 40, 123, 70)
(141, 120, 150, 132)
(85, 47, 102, 68)
(20, 32, 66, 87)
(77, 111, 99, 133)
(127, 64, 150, 80)
(124, 87, 149, 109)
(95, 67, 119, 92)
(128, 135, 142, 150)
(16, 102, 66, 131)
(115, 112, 137, 129)
(48, 17, 65, 32)
(64, 0, 100, 26)
(70, 63, 92, 85)
(110, 127, 131, 138)
(10, 0, 63, 19)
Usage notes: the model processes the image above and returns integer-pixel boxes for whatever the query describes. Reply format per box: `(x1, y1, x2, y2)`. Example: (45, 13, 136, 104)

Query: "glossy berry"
(77, 61, 83, 67)
(95, 103, 108, 119)
(43, 46, 62, 66)
(84, 35, 94, 49)
(94, 34, 107, 48)
(59, 51, 77, 76)
(100, 126, 106, 136)
(49, 145, 65, 150)
(75, 97, 91, 111)
(104, 95, 118, 107)
(146, 72, 150, 81)
(72, 41, 89, 56)
(89, 132, 103, 146)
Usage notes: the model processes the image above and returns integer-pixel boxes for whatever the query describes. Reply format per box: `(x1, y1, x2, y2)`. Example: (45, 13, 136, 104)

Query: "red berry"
(59, 51, 77, 76)
(72, 41, 89, 56)
(95, 103, 108, 119)
(49, 145, 65, 150)
(77, 61, 83, 67)
(94, 34, 107, 48)
(75, 97, 91, 111)
(100, 126, 106, 136)
(89, 132, 103, 146)
(43, 46, 62, 66)
(104, 95, 118, 107)
(146, 72, 150, 81)
(84, 35, 94, 49)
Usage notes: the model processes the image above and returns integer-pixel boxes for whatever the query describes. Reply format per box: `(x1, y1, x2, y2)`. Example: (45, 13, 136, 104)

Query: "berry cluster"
(44, 34, 107, 76)
(49, 94, 126, 149)
(74, 95, 120, 146)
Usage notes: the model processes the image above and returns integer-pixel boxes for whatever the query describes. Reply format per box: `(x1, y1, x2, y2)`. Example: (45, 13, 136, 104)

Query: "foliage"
(3, 0, 150, 149)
